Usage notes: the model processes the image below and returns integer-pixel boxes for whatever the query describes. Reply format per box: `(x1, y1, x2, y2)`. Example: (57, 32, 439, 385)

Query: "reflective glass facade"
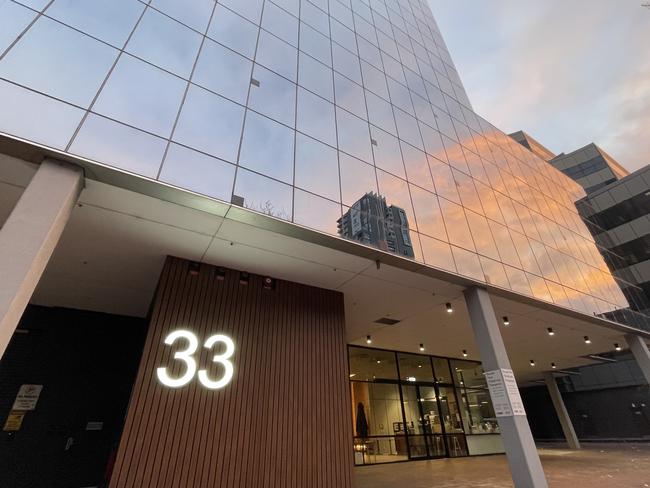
(0, 0, 647, 331)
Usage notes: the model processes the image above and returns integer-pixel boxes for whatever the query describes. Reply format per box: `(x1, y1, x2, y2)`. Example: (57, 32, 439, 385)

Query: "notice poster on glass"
(485, 369, 526, 417)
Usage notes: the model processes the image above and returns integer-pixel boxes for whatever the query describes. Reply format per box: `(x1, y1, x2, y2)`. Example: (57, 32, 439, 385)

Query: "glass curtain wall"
(349, 345, 503, 465)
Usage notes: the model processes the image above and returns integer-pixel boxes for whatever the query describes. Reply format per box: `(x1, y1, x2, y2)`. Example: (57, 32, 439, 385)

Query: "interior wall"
(109, 256, 354, 488)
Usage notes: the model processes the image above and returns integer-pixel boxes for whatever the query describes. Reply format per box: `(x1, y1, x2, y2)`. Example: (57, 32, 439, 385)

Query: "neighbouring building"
(1, 1, 650, 488)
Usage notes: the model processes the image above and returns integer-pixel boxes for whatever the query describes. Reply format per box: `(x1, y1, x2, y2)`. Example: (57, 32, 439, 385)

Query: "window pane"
(429, 157, 460, 203)
(239, 111, 294, 183)
(394, 108, 423, 149)
(300, 0, 330, 35)
(334, 73, 367, 120)
(46, 0, 144, 47)
(402, 143, 433, 191)
(249, 64, 296, 127)
(94, 54, 186, 137)
(376, 170, 416, 234)
(193, 38, 252, 104)
(0, 17, 118, 107)
(452, 246, 483, 281)
(0, 80, 83, 150)
(173, 84, 245, 162)
(337, 107, 372, 163)
(219, 0, 263, 24)
(339, 153, 378, 206)
(298, 52, 334, 101)
(294, 133, 340, 201)
(262, 1, 298, 46)
(159, 143, 236, 201)
(332, 43, 362, 84)
(348, 347, 398, 381)
(208, 5, 258, 59)
(410, 186, 446, 240)
(297, 87, 336, 146)
(233, 168, 293, 220)
(420, 235, 455, 272)
(151, 0, 215, 32)
(299, 22, 331, 66)
(465, 211, 499, 260)
(371, 127, 404, 177)
(293, 190, 341, 234)
(70, 114, 166, 178)
(126, 8, 202, 78)
(361, 60, 389, 99)
(439, 198, 475, 251)
(366, 90, 396, 134)
(331, 19, 356, 53)
(397, 353, 434, 382)
(255, 30, 297, 81)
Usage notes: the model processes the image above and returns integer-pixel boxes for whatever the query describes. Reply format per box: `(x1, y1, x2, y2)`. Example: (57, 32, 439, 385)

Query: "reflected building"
(338, 192, 415, 258)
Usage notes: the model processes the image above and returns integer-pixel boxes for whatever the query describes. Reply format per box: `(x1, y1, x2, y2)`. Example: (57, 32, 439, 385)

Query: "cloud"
(429, 0, 650, 171)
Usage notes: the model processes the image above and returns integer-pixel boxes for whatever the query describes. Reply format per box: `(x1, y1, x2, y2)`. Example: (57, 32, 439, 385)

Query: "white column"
(625, 334, 650, 385)
(0, 159, 83, 360)
(543, 371, 580, 449)
(464, 287, 548, 488)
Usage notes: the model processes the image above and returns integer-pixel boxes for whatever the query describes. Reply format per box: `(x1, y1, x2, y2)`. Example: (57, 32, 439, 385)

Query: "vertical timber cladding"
(110, 257, 354, 488)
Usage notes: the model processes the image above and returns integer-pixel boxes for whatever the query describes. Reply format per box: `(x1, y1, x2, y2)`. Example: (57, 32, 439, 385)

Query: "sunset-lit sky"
(429, 0, 650, 172)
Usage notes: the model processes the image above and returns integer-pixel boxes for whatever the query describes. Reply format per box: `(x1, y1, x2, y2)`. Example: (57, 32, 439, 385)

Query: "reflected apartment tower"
(338, 192, 415, 258)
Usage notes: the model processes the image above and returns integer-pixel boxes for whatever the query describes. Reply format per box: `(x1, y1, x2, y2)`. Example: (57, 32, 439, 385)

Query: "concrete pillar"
(464, 287, 548, 488)
(625, 334, 650, 385)
(543, 372, 580, 449)
(0, 159, 83, 360)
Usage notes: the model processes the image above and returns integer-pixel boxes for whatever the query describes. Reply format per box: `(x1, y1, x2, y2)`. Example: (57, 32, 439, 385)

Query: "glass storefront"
(349, 346, 504, 465)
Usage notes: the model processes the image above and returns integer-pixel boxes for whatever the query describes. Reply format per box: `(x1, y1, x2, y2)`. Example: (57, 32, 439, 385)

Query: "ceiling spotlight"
(462, 349, 468, 357)
(216, 268, 226, 281)
(503, 316, 510, 326)
(376, 359, 381, 364)
(188, 261, 201, 276)
(239, 272, 250, 285)
(551, 362, 556, 369)
(547, 328, 555, 336)
(263, 276, 276, 290)
(446, 302, 453, 313)
(419, 343, 425, 351)
(366, 335, 372, 344)
(530, 359, 536, 367)
(614, 343, 622, 351)
(584, 336, 591, 344)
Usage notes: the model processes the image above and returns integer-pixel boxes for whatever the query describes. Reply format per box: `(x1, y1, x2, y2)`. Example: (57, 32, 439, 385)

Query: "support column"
(625, 334, 650, 385)
(0, 159, 83, 360)
(543, 372, 580, 449)
(464, 287, 548, 488)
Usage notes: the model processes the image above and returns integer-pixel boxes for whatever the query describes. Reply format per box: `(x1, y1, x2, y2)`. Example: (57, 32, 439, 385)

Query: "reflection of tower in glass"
(338, 192, 415, 258)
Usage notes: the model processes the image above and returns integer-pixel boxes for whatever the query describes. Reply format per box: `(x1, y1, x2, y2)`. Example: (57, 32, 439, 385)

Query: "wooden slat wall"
(110, 256, 354, 488)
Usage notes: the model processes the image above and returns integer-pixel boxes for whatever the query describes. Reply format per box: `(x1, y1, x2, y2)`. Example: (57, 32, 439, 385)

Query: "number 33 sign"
(156, 330, 235, 390)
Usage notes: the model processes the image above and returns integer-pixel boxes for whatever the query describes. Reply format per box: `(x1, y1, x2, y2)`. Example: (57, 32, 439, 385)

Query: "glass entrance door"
(401, 384, 447, 459)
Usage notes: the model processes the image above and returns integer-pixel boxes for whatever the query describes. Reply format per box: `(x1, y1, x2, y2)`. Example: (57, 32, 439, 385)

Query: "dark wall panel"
(110, 256, 354, 488)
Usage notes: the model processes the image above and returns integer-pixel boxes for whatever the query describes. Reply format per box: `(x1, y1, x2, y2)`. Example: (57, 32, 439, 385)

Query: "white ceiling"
(0, 155, 644, 385)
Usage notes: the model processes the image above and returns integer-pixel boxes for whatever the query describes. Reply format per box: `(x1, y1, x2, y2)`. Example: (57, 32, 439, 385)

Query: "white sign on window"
(485, 369, 526, 417)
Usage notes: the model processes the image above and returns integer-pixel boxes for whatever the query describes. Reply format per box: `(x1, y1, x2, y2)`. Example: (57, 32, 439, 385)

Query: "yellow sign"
(3, 411, 25, 432)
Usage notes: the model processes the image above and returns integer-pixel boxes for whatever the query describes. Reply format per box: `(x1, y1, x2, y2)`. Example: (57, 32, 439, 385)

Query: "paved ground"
(355, 443, 650, 488)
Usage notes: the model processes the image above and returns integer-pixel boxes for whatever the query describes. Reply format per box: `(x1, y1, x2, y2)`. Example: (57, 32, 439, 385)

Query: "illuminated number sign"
(156, 330, 235, 389)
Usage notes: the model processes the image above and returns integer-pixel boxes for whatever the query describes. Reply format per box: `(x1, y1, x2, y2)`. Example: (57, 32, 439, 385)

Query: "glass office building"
(1, 1, 650, 487)
(0, 0, 647, 331)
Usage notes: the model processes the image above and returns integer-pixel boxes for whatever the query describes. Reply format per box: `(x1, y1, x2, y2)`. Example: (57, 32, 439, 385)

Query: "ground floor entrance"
(349, 346, 504, 466)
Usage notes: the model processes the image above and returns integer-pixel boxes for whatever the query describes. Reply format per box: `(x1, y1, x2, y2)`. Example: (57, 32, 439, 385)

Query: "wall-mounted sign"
(156, 330, 235, 390)
(12, 384, 43, 411)
(485, 369, 526, 417)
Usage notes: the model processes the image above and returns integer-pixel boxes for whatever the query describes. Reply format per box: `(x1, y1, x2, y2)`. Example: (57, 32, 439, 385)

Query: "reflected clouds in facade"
(0, 0, 647, 330)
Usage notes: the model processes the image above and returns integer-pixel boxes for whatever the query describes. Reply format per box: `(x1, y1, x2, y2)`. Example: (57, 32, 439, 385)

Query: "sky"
(428, 0, 650, 172)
